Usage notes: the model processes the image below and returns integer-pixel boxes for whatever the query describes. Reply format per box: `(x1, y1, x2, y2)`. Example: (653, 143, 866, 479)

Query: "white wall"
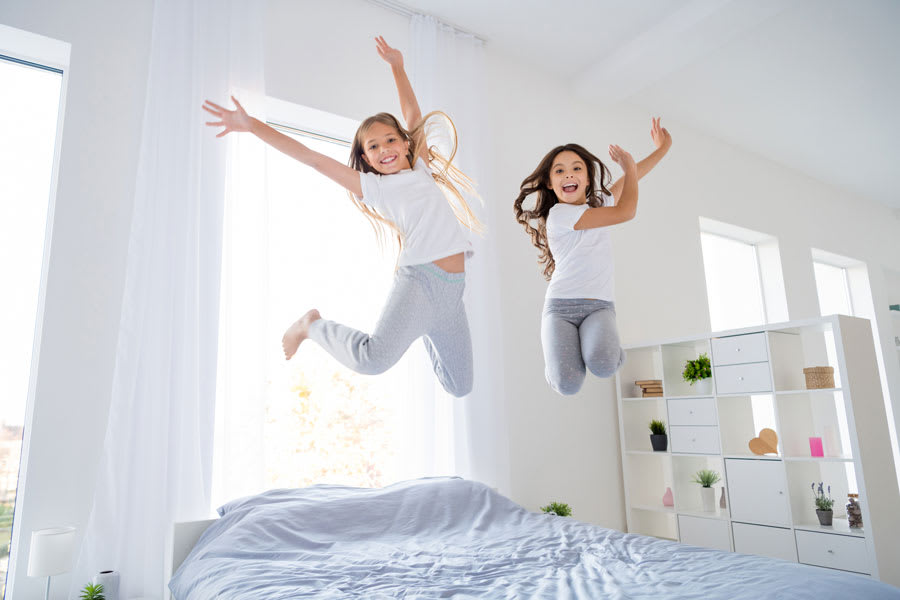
(0, 1, 152, 596)
(264, 0, 900, 531)
(2, 0, 899, 595)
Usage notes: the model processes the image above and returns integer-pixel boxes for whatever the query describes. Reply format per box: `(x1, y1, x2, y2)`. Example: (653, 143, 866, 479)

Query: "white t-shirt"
(545, 197, 615, 300)
(357, 157, 473, 266)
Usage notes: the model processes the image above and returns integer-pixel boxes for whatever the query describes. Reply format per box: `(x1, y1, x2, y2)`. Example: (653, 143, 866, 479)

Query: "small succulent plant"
(812, 482, 834, 511)
(540, 501, 573, 517)
(649, 419, 667, 435)
(691, 469, 721, 488)
(80, 583, 105, 600)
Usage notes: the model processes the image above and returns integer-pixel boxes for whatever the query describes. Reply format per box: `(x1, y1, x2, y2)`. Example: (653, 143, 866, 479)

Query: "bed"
(169, 477, 899, 598)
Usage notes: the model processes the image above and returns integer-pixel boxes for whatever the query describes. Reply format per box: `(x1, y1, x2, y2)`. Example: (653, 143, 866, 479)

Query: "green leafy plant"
(682, 353, 712, 385)
(812, 482, 834, 510)
(649, 419, 667, 435)
(80, 583, 105, 600)
(540, 501, 573, 517)
(691, 469, 721, 488)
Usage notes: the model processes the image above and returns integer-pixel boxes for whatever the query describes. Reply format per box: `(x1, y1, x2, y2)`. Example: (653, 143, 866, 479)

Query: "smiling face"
(361, 121, 411, 174)
(548, 150, 589, 205)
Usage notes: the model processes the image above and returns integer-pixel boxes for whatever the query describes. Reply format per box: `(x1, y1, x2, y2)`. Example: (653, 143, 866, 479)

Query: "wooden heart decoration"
(748, 428, 779, 455)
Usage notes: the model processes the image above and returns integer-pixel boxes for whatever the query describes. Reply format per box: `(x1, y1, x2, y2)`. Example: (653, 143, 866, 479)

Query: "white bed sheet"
(169, 477, 899, 599)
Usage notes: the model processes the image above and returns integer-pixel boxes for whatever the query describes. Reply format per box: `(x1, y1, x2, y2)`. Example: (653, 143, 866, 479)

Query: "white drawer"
(668, 397, 717, 426)
(711, 333, 768, 366)
(670, 425, 720, 454)
(732, 522, 797, 562)
(714, 362, 772, 394)
(678, 515, 731, 551)
(795, 530, 870, 574)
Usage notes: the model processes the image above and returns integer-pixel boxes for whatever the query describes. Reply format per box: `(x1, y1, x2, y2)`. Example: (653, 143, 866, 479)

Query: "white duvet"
(169, 477, 898, 599)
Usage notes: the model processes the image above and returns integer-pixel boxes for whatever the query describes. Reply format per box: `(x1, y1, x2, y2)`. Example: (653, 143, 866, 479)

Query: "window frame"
(0, 24, 71, 598)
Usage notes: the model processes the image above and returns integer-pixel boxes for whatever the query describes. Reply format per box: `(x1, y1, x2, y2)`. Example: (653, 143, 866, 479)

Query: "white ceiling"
(399, 0, 900, 210)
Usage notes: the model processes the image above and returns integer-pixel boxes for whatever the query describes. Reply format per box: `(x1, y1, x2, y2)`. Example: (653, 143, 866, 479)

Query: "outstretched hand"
(650, 117, 672, 150)
(202, 96, 252, 138)
(375, 35, 404, 68)
(608, 144, 636, 173)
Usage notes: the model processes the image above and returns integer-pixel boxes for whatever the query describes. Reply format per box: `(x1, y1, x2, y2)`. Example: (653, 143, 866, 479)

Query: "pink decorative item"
(662, 487, 674, 507)
(809, 437, 824, 457)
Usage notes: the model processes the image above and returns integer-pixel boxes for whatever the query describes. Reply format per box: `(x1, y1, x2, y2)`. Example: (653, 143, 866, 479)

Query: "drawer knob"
(827, 549, 835, 554)
(736, 348, 741, 352)
(738, 376, 745, 381)
(689, 410, 694, 414)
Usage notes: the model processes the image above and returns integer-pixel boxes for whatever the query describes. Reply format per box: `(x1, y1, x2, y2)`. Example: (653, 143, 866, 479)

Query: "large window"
(700, 232, 767, 331)
(0, 26, 69, 598)
(813, 261, 853, 317)
(698, 218, 788, 332)
(262, 125, 407, 489)
(213, 101, 416, 506)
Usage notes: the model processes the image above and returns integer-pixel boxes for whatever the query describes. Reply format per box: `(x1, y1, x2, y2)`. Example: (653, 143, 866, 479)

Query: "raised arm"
(608, 117, 671, 202)
(574, 145, 638, 230)
(203, 96, 362, 197)
(375, 36, 423, 131)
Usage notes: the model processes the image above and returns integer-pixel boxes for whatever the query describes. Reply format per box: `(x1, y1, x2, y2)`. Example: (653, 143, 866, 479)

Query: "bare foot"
(281, 309, 321, 360)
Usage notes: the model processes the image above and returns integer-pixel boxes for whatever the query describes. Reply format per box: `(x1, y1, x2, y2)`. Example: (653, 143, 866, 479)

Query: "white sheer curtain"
(69, 0, 264, 597)
(407, 15, 510, 492)
(211, 90, 269, 506)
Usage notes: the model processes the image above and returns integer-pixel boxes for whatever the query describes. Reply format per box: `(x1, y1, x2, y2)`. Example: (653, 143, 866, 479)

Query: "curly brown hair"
(513, 143, 612, 280)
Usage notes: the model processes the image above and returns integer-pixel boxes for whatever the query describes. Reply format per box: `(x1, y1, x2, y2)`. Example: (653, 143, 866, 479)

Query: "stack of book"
(635, 380, 663, 397)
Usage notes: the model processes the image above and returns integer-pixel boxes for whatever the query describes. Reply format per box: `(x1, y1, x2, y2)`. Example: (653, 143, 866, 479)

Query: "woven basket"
(803, 366, 835, 389)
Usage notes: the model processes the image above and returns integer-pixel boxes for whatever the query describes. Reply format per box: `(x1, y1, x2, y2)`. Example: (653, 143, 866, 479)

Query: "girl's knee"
(355, 342, 399, 375)
(586, 347, 625, 379)
(546, 368, 584, 396)
(553, 379, 583, 395)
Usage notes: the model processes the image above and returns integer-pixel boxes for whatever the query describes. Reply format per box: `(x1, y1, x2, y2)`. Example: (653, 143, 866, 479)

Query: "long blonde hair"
(348, 111, 483, 253)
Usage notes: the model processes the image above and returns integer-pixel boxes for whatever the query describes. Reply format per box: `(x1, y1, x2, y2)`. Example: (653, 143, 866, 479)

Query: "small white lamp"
(27, 526, 77, 600)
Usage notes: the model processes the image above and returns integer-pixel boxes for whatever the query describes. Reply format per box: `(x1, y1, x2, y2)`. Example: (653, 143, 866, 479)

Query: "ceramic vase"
(662, 487, 674, 507)
(92, 570, 119, 600)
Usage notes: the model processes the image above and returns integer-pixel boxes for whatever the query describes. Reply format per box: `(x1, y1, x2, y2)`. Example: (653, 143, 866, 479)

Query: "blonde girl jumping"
(514, 119, 672, 395)
(203, 37, 481, 397)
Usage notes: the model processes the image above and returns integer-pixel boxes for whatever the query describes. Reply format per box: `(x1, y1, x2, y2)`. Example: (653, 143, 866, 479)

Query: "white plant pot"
(692, 377, 713, 396)
(700, 486, 715, 512)
(92, 570, 119, 600)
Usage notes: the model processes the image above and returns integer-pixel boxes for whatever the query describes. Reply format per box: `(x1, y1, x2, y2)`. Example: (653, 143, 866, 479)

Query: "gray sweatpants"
(307, 263, 473, 398)
(541, 298, 625, 395)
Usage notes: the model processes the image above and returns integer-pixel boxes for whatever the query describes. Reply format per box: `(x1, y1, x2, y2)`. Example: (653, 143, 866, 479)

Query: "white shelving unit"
(615, 315, 900, 586)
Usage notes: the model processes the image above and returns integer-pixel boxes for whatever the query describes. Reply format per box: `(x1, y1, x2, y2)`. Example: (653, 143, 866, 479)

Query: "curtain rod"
(365, 0, 487, 43)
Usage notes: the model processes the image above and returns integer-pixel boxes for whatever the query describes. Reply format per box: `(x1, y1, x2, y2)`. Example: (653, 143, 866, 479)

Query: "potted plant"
(812, 482, 834, 526)
(540, 501, 573, 517)
(691, 469, 721, 512)
(649, 419, 668, 451)
(80, 583, 105, 600)
(683, 353, 712, 391)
